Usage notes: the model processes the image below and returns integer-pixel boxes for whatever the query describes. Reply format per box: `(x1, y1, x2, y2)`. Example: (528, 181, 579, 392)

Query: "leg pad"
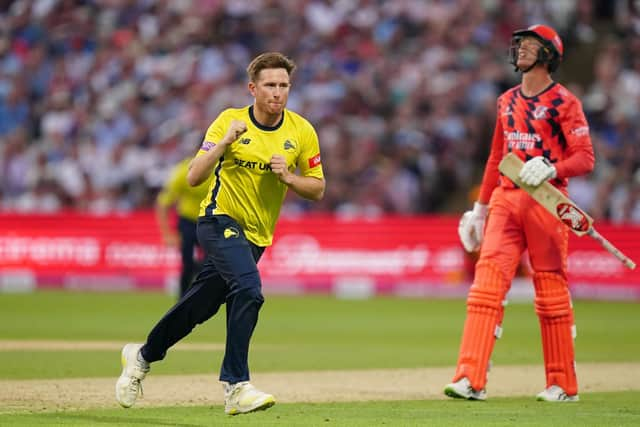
(534, 272, 578, 396)
(453, 260, 508, 391)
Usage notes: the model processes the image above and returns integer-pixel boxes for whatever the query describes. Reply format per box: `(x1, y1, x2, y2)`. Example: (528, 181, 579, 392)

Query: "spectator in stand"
(0, 1, 637, 222)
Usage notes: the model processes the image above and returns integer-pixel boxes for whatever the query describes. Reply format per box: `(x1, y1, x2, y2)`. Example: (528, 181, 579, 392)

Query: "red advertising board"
(0, 212, 639, 299)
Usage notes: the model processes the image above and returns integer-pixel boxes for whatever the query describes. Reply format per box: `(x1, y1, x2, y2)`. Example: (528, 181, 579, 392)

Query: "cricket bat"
(498, 152, 636, 270)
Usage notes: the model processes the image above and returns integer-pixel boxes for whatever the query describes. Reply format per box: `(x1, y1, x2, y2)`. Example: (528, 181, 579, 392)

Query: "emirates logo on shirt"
(505, 130, 540, 150)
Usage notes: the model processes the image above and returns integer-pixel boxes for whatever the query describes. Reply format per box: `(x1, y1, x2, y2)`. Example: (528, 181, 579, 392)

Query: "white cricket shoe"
(536, 385, 579, 402)
(115, 343, 150, 408)
(444, 377, 487, 401)
(223, 381, 276, 415)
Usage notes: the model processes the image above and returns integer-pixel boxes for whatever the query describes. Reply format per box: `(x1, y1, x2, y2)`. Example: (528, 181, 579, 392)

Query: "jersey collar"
(249, 105, 284, 131)
(518, 81, 556, 99)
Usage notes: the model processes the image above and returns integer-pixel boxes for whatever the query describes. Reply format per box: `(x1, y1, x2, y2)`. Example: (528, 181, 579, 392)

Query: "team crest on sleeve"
(308, 153, 321, 168)
(201, 141, 215, 151)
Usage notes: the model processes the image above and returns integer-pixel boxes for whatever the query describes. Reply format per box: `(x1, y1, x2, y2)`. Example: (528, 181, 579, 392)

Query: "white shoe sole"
(536, 395, 579, 402)
(226, 395, 276, 415)
(444, 384, 486, 401)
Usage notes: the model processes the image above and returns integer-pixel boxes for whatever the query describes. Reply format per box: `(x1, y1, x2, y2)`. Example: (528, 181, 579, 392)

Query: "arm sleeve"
(296, 121, 324, 179)
(554, 97, 595, 178)
(477, 109, 504, 204)
(195, 111, 229, 158)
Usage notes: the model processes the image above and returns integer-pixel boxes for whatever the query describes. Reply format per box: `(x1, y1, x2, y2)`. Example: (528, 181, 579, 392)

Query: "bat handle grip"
(587, 228, 636, 270)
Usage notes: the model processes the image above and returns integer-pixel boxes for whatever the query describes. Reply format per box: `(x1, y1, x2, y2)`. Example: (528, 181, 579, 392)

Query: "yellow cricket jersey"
(196, 105, 324, 247)
(157, 158, 213, 222)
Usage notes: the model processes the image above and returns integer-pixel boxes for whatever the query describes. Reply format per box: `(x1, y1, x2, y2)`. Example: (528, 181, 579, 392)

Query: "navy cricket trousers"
(177, 216, 201, 298)
(141, 214, 265, 384)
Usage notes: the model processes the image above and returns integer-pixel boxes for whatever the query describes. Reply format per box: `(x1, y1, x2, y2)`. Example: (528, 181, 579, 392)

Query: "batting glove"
(519, 156, 557, 186)
(458, 202, 488, 253)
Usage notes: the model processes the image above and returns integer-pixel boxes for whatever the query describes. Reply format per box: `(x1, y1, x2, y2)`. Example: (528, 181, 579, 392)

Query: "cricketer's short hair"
(246, 52, 296, 82)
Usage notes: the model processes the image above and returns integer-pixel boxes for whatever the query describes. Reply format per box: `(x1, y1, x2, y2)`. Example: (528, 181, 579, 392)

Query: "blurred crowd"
(0, 0, 639, 222)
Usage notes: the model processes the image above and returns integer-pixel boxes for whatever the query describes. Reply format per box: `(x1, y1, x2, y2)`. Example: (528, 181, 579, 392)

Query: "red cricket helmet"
(509, 24, 563, 72)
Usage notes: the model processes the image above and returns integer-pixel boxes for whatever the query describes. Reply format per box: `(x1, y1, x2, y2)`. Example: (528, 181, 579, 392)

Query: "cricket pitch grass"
(0, 291, 638, 426)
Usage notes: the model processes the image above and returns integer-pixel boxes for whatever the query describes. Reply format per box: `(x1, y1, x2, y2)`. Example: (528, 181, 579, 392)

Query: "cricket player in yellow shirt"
(156, 157, 213, 297)
(117, 52, 325, 415)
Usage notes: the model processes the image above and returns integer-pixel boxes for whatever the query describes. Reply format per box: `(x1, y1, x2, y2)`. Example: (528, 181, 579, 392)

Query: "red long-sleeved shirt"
(478, 82, 595, 204)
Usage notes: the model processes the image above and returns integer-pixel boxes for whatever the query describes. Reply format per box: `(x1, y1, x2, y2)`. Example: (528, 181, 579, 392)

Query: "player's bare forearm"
(189, 120, 247, 186)
(270, 154, 325, 200)
(187, 147, 224, 186)
(286, 175, 325, 201)
(155, 202, 178, 246)
(187, 137, 235, 186)
(155, 202, 170, 236)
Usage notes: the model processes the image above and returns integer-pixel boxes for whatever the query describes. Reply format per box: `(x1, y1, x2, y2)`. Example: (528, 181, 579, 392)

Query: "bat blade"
(498, 153, 592, 236)
(498, 152, 635, 269)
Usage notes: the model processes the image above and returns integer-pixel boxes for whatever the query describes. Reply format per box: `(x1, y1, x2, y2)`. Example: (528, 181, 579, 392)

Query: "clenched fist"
(223, 120, 248, 145)
(270, 154, 294, 185)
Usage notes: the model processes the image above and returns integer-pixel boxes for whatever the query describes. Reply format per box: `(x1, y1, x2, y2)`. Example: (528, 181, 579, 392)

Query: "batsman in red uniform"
(444, 25, 594, 402)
